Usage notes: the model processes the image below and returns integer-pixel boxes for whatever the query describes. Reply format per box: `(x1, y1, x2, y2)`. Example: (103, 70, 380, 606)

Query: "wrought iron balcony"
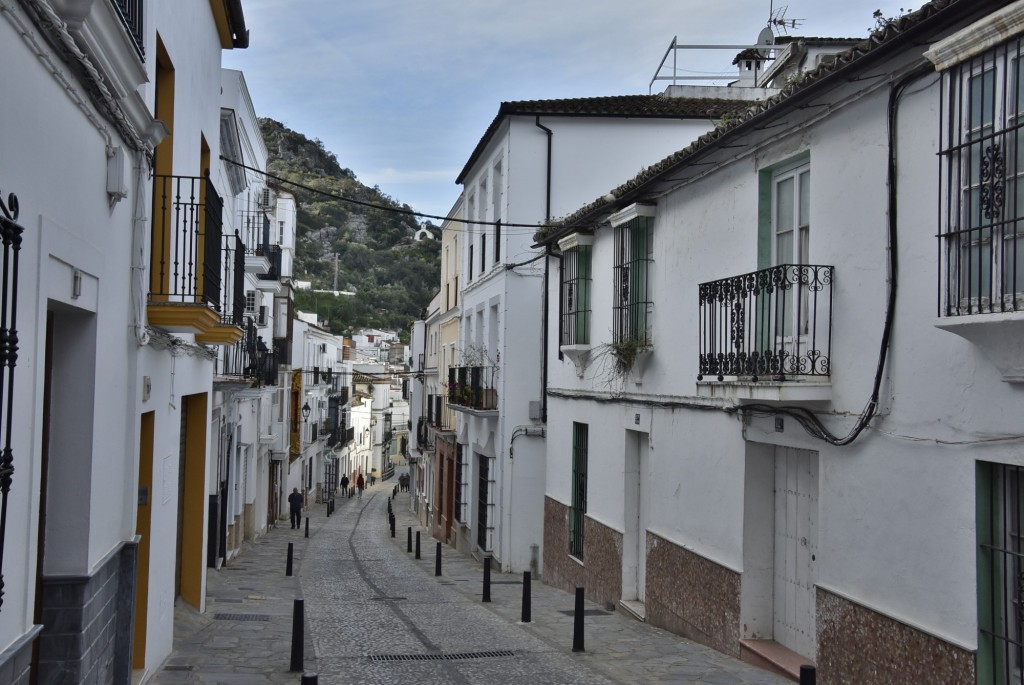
(111, 0, 144, 60)
(427, 394, 454, 430)
(215, 318, 276, 386)
(698, 264, 833, 382)
(150, 174, 222, 309)
(257, 245, 283, 282)
(447, 366, 498, 411)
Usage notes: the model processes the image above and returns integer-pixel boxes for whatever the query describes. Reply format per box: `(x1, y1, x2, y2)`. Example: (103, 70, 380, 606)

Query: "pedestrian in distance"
(356, 473, 365, 499)
(288, 488, 303, 529)
(340, 474, 349, 499)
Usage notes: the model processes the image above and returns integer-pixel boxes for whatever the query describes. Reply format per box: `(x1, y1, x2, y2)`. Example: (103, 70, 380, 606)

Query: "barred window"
(559, 236, 592, 346)
(612, 206, 655, 345)
(939, 36, 1024, 316)
(978, 461, 1024, 684)
(569, 422, 588, 559)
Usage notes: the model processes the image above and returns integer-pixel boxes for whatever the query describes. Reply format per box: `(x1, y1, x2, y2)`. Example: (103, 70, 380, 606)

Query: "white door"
(773, 446, 818, 658)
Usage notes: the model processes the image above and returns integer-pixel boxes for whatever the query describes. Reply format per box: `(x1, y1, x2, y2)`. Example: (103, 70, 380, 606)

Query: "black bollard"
(393, 485, 398, 497)
(415, 531, 421, 559)
(483, 556, 491, 603)
(301, 674, 318, 685)
(572, 587, 585, 652)
(290, 599, 304, 671)
(390, 516, 395, 538)
(407, 527, 413, 553)
(304, 517, 309, 538)
(800, 665, 816, 685)
(286, 542, 294, 576)
(521, 571, 532, 623)
(435, 541, 442, 576)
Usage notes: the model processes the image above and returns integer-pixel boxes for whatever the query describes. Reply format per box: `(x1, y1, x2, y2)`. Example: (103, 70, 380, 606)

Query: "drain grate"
(558, 609, 612, 616)
(213, 613, 271, 622)
(369, 596, 407, 601)
(368, 650, 515, 662)
(163, 665, 192, 672)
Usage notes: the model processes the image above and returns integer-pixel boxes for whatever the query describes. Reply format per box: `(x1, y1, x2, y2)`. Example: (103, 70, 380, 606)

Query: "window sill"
(560, 344, 591, 377)
(569, 554, 585, 567)
(935, 311, 1024, 382)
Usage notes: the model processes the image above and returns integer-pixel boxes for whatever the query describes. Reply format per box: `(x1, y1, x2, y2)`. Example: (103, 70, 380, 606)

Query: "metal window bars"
(613, 218, 653, 346)
(560, 245, 592, 346)
(939, 35, 1024, 316)
(569, 422, 588, 559)
(111, 0, 144, 60)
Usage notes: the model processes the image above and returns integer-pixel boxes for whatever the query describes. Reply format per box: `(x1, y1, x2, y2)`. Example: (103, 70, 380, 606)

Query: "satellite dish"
(756, 26, 775, 58)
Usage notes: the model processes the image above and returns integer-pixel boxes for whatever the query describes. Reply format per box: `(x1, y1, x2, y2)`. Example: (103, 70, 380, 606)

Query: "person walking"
(340, 474, 350, 499)
(288, 488, 303, 529)
(356, 473, 365, 499)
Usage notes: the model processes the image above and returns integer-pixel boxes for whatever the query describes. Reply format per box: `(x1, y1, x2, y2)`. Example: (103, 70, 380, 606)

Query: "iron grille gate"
(0, 189, 22, 612)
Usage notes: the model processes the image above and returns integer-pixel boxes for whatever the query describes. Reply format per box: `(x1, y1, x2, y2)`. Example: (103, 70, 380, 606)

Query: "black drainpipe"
(535, 117, 553, 423)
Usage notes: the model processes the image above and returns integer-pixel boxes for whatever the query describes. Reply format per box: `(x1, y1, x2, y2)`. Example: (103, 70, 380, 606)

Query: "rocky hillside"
(260, 118, 440, 339)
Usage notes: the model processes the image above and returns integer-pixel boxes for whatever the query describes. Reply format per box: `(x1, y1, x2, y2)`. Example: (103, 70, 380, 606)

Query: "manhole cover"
(368, 650, 515, 662)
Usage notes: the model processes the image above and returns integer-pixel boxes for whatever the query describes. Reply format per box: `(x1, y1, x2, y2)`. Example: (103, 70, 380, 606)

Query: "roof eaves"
(535, 0, 965, 246)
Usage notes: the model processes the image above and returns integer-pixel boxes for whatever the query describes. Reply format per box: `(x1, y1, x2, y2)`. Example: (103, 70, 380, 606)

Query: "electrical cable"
(219, 156, 558, 233)
(738, 62, 938, 446)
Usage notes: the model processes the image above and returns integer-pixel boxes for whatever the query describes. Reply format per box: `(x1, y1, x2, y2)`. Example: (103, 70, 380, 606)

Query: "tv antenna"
(767, 4, 803, 35)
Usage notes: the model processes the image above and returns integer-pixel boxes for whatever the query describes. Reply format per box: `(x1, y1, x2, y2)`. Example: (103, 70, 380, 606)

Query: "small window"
(569, 422, 588, 559)
(611, 205, 655, 346)
(558, 234, 592, 346)
(245, 290, 257, 312)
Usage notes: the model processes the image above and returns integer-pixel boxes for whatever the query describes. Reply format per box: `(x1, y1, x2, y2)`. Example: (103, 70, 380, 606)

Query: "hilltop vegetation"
(260, 118, 439, 339)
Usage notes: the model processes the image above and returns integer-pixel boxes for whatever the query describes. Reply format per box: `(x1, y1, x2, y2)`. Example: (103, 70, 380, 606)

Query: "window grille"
(613, 216, 653, 345)
(569, 422, 588, 559)
(560, 244, 592, 345)
(455, 443, 465, 523)
(978, 461, 1024, 684)
(939, 36, 1024, 316)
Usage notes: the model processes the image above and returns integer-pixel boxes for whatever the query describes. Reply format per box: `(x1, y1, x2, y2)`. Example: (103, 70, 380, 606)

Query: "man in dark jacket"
(288, 488, 303, 528)
(340, 474, 350, 499)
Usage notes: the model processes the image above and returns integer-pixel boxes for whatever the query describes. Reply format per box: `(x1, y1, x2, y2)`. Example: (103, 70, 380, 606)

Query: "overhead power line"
(219, 156, 558, 233)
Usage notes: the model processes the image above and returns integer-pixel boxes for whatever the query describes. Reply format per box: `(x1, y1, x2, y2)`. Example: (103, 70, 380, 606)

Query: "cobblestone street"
(151, 473, 788, 685)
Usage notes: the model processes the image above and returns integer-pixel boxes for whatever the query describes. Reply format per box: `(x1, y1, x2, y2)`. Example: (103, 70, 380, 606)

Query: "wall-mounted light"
(301, 402, 311, 423)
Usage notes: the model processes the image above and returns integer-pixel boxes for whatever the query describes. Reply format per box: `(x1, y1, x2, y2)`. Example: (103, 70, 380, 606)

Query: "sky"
(223, 1, 906, 221)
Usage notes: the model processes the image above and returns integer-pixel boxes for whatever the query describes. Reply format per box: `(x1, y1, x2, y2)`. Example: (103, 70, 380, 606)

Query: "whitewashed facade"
(539, 1, 1012, 682)
(453, 96, 761, 572)
(0, 1, 249, 682)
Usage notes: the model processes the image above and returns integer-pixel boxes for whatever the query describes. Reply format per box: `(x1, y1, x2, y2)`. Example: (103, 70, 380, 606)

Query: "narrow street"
(153, 472, 787, 685)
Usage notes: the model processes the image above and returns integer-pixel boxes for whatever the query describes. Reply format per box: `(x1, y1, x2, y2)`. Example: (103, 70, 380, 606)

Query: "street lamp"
(301, 402, 311, 423)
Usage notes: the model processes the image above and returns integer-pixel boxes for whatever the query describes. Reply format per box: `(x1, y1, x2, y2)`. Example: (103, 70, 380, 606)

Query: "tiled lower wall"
(816, 587, 975, 684)
(0, 627, 38, 685)
(646, 531, 742, 657)
(542, 497, 622, 609)
(35, 540, 138, 684)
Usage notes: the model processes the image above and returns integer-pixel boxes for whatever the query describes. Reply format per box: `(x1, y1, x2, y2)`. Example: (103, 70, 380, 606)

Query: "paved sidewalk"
(383, 486, 786, 685)
(148, 476, 787, 684)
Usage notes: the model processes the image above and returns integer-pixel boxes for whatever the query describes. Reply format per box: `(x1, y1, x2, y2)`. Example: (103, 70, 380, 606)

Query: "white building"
(0, 1, 249, 682)
(452, 94, 763, 573)
(538, 1, 1010, 682)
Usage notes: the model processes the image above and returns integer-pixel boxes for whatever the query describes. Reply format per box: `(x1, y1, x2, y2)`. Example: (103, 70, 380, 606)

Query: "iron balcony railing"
(111, 0, 144, 60)
(698, 264, 833, 381)
(216, 318, 276, 385)
(221, 230, 245, 327)
(240, 203, 271, 258)
(0, 189, 24, 613)
(150, 174, 222, 310)
(257, 244, 282, 282)
(426, 394, 454, 430)
(344, 426, 355, 445)
(447, 366, 498, 410)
